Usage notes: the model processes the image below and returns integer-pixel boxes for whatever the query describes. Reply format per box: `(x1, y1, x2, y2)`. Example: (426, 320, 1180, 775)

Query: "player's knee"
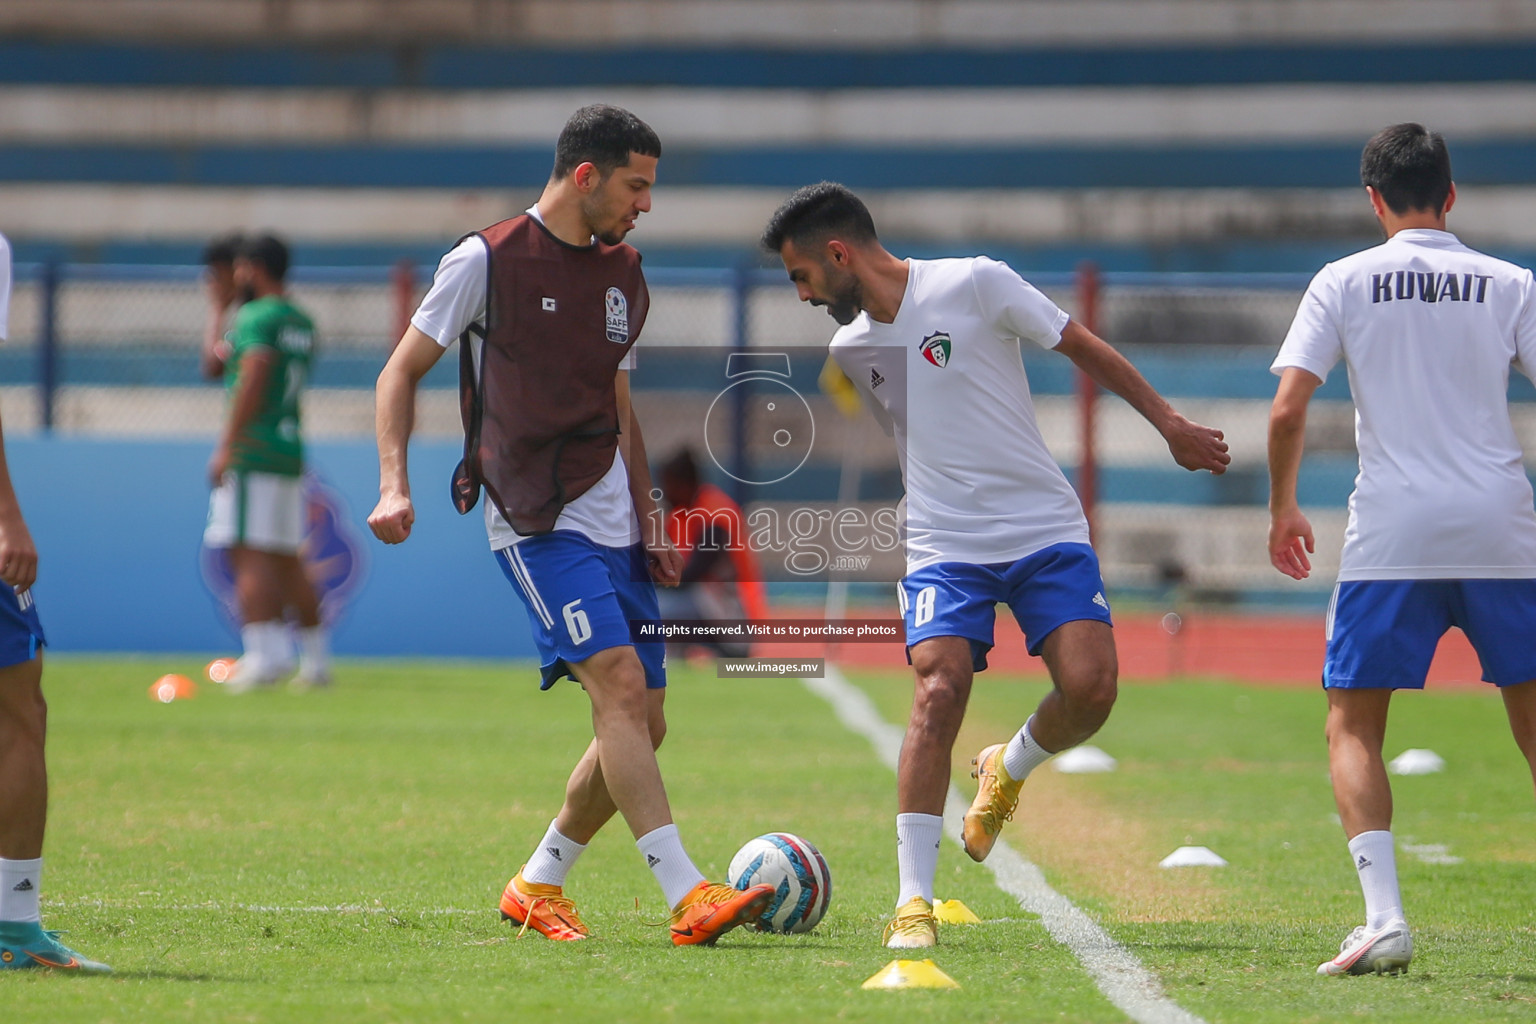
(614, 667, 654, 717)
(600, 693, 649, 737)
(0, 678, 46, 743)
(583, 654, 650, 726)
(1323, 713, 1342, 750)
(1065, 665, 1117, 725)
(1324, 699, 1386, 752)
(911, 667, 969, 731)
(648, 712, 667, 751)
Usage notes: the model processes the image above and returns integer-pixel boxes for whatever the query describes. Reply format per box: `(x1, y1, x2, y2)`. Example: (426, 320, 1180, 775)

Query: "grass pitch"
(4, 656, 1534, 1023)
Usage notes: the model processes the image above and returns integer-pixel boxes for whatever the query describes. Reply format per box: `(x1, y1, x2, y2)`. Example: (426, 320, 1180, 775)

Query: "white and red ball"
(727, 832, 832, 934)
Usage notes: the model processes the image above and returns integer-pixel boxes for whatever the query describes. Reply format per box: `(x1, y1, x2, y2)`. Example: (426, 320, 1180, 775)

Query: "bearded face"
(583, 186, 631, 245)
(816, 261, 864, 325)
(233, 259, 258, 304)
(780, 239, 867, 326)
(579, 155, 656, 245)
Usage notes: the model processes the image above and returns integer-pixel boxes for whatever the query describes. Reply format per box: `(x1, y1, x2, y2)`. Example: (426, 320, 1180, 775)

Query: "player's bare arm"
(369, 326, 448, 544)
(1054, 319, 1231, 474)
(200, 293, 233, 380)
(1266, 366, 1322, 580)
(208, 346, 276, 487)
(0, 418, 37, 592)
(615, 369, 681, 586)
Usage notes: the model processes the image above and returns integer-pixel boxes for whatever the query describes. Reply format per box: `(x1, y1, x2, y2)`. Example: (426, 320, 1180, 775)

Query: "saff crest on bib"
(605, 286, 630, 343)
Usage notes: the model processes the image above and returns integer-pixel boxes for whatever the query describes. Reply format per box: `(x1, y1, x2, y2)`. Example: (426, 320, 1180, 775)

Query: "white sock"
(239, 622, 270, 668)
(523, 820, 587, 887)
(636, 824, 705, 909)
(1002, 715, 1055, 781)
(266, 621, 296, 671)
(895, 812, 943, 905)
(240, 620, 292, 672)
(1348, 830, 1404, 929)
(0, 857, 42, 923)
(298, 625, 330, 677)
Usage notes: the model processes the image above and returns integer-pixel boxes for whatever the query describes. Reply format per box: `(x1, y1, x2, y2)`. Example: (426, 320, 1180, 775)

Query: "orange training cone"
(149, 674, 197, 703)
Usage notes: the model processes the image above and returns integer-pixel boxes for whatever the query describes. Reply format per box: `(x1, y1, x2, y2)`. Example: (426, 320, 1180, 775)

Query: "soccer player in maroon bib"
(369, 106, 771, 945)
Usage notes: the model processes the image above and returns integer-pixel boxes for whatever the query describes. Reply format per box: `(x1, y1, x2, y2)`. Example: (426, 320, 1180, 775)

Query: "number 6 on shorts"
(562, 599, 593, 645)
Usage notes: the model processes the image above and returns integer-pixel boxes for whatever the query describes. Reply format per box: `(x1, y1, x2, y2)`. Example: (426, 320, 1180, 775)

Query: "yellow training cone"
(861, 959, 961, 990)
(932, 899, 982, 925)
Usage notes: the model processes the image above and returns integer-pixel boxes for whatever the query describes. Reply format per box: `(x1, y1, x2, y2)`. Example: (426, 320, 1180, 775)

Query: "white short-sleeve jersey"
(1272, 228, 1536, 580)
(411, 208, 639, 550)
(830, 256, 1087, 573)
(0, 232, 12, 342)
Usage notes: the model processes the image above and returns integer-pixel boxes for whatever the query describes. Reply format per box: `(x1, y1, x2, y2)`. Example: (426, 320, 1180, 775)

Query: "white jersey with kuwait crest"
(830, 256, 1089, 573)
(1273, 228, 1536, 580)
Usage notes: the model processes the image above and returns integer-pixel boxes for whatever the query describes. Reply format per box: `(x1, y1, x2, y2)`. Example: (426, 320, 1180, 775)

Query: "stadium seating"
(1, 0, 1535, 269)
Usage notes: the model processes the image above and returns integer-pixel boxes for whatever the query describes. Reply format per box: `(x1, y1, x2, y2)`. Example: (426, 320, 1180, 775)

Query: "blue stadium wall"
(11, 436, 540, 659)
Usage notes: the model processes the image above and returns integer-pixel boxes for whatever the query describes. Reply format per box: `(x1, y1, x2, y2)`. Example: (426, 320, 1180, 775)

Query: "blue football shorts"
(0, 585, 45, 669)
(495, 531, 666, 691)
(897, 542, 1113, 673)
(1324, 578, 1536, 689)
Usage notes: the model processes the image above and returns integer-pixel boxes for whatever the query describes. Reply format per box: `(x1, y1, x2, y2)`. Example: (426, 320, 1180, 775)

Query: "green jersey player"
(224, 294, 311, 475)
(204, 235, 329, 690)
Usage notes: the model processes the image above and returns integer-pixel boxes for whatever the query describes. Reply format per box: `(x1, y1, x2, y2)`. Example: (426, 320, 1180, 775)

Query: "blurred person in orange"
(656, 449, 768, 657)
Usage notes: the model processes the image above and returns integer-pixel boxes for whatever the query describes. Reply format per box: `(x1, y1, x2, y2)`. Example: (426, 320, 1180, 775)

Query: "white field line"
(1399, 841, 1465, 866)
(805, 665, 1207, 1024)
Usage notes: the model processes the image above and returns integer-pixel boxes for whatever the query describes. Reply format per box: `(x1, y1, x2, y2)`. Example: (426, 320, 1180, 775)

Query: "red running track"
(802, 611, 1488, 689)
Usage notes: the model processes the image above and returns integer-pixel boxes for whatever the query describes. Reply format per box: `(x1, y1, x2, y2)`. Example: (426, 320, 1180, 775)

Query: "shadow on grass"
(1142, 941, 1266, 954)
(682, 941, 843, 954)
(129, 970, 225, 982)
(0, 970, 228, 983)
(125, 969, 421, 984)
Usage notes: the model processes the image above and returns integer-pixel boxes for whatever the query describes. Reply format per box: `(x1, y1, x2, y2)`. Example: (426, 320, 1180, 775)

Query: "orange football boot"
(499, 869, 589, 941)
(668, 881, 775, 946)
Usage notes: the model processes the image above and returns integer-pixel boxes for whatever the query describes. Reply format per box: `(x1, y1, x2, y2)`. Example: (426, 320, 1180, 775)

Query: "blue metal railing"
(0, 261, 1333, 440)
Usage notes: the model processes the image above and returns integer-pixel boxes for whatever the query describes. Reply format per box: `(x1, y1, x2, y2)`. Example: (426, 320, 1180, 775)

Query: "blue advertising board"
(8, 436, 538, 658)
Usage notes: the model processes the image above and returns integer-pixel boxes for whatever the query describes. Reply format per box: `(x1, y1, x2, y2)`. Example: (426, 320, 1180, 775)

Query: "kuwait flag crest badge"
(920, 331, 952, 368)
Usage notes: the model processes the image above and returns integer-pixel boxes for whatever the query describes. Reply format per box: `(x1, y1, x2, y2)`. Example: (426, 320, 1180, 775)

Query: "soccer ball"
(727, 832, 832, 934)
